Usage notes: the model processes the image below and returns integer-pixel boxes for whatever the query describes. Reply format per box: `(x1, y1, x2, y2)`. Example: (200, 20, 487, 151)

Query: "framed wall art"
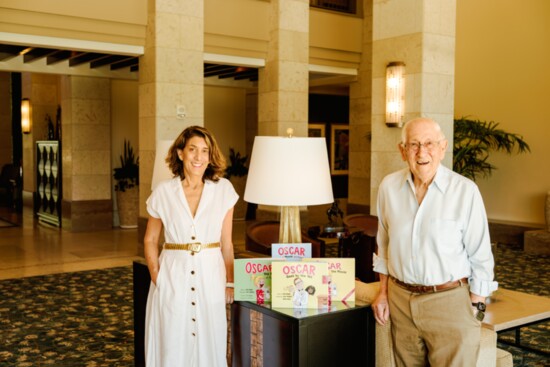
(330, 124, 349, 175)
(308, 123, 326, 138)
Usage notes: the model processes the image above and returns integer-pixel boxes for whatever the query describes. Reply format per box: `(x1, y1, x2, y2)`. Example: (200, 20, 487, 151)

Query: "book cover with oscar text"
(313, 257, 356, 304)
(271, 261, 329, 309)
(271, 243, 312, 261)
(234, 258, 275, 304)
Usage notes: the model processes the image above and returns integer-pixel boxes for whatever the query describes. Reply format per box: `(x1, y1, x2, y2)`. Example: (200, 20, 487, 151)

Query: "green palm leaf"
(453, 117, 530, 181)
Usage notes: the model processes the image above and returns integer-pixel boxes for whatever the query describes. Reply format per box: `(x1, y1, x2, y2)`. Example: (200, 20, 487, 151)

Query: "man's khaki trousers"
(388, 278, 481, 367)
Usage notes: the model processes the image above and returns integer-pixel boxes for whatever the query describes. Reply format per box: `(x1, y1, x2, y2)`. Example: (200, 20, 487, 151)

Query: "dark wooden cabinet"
(339, 230, 378, 283)
(36, 141, 61, 226)
(232, 301, 375, 367)
(133, 260, 151, 367)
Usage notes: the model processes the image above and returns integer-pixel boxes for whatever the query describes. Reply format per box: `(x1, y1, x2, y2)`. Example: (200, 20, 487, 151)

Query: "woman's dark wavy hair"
(166, 125, 226, 182)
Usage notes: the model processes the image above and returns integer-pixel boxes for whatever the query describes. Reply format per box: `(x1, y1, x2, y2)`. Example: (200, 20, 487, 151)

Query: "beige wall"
(205, 86, 247, 160)
(111, 79, 139, 174)
(6, 0, 547, 227)
(111, 79, 139, 226)
(0, 0, 146, 46)
(2, 0, 363, 70)
(109, 82, 247, 181)
(455, 0, 550, 225)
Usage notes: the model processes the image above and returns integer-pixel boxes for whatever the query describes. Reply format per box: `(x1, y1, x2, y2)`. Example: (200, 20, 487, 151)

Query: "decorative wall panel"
(36, 141, 61, 226)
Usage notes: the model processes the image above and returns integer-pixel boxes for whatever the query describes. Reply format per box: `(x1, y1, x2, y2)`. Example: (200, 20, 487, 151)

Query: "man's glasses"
(402, 140, 442, 153)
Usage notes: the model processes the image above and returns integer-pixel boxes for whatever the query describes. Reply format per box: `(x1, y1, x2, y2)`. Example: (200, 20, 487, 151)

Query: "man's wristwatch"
(472, 302, 486, 321)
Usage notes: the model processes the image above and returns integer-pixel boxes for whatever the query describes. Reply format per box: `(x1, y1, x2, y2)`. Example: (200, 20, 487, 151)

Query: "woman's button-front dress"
(144, 178, 238, 367)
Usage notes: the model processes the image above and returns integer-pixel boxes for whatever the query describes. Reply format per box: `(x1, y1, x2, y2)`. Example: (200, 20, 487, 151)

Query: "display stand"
(231, 300, 375, 367)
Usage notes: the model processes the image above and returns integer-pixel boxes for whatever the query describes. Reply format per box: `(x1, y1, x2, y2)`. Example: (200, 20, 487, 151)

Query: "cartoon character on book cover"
(310, 258, 356, 306)
(234, 258, 274, 304)
(254, 274, 270, 305)
(292, 276, 309, 307)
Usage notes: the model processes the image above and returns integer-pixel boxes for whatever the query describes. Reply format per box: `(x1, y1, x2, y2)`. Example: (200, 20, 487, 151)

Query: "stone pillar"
(256, 0, 310, 228)
(348, 0, 373, 214)
(0, 73, 12, 169)
(60, 75, 112, 231)
(20, 73, 59, 195)
(138, 0, 205, 241)
(370, 0, 456, 211)
(258, 0, 309, 137)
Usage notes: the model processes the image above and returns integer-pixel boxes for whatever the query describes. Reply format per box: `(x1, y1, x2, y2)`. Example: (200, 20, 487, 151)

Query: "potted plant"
(225, 148, 248, 220)
(453, 117, 530, 181)
(114, 140, 139, 228)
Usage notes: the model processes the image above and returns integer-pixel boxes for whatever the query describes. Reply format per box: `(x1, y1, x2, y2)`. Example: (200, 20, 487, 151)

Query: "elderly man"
(372, 118, 498, 366)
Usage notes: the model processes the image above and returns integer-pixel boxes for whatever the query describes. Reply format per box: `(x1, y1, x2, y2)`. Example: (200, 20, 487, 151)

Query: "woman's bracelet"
(226, 282, 234, 288)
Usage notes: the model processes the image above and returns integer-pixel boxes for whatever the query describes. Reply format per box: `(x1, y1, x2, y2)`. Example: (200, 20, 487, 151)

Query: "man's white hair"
(401, 118, 446, 143)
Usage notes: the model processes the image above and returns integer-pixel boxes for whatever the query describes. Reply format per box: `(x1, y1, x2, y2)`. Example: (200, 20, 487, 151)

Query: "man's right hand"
(372, 292, 390, 326)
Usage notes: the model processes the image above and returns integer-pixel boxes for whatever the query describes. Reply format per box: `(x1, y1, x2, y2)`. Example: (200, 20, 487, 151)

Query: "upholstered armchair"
(0, 163, 20, 208)
(343, 213, 379, 237)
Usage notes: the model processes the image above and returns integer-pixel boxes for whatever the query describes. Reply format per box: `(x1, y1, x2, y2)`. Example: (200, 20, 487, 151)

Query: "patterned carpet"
(0, 267, 134, 366)
(492, 243, 549, 366)
(0, 244, 547, 366)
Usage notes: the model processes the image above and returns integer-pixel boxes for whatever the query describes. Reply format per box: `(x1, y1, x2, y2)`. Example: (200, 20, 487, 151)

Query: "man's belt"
(164, 242, 220, 253)
(390, 276, 469, 294)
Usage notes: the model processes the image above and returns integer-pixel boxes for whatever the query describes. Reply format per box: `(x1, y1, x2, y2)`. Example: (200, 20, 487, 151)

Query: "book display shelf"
(231, 300, 375, 367)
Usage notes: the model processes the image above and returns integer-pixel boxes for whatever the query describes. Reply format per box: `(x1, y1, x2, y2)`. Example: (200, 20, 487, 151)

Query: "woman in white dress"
(143, 126, 238, 367)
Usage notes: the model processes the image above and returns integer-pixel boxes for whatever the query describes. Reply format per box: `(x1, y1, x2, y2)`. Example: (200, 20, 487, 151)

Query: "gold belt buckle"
(189, 242, 202, 253)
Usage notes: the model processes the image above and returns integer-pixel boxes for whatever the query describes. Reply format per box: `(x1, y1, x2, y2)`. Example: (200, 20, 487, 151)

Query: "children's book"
(271, 243, 312, 260)
(322, 258, 356, 304)
(234, 258, 274, 304)
(271, 261, 329, 309)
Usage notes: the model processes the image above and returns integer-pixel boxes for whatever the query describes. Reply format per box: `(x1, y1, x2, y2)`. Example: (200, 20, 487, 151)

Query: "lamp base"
(279, 206, 302, 243)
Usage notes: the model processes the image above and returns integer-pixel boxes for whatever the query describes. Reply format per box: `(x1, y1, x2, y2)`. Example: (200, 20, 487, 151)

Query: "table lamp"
(244, 131, 334, 243)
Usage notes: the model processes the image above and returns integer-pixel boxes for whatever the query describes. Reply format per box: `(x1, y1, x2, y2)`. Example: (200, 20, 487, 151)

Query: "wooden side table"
(482, 288, 550, 356)
(231, 301, 375, 367)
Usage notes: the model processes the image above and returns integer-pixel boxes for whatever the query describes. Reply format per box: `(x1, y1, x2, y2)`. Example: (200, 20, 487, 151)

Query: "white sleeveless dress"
(144, 177, 238, 367)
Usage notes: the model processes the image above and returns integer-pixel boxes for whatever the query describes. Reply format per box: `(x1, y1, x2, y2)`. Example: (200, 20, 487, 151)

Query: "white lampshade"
(151, 140, 174, 191)
(244, 136, 334, 206)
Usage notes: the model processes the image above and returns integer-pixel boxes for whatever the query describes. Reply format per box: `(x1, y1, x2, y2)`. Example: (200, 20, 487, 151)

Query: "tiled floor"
(0, 199, 340, 280)
(0, 205, 251, 281)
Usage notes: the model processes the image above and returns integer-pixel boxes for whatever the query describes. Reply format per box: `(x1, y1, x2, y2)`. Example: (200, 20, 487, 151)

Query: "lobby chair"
(343, 213, 379, 237)
(0, 163, 19, 208)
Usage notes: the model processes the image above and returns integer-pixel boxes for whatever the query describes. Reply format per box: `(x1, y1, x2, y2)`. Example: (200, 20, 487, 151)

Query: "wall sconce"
(385, 61, 405, 127)
(244, 130, 334, 243)
(21, 98, 32, 134)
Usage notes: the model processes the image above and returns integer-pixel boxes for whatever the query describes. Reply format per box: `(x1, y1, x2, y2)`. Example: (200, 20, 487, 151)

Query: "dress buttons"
(192, 333, 196, 336)
(191, 287, 195, 291)
(191, 236, 196, 240)
(191, 270, 195, 275)
(191, 252, 195, 256)
(192, 318, 196, 322)
(192, 301, 195, 306)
